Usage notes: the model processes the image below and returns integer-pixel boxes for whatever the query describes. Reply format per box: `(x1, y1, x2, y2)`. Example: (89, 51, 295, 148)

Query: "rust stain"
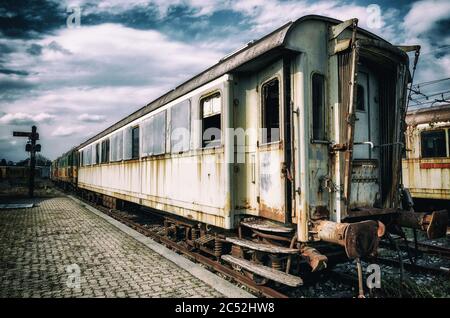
(420, 162, 450, 169)
(259, 200, 285, 223)
(311, 205, 329, 220)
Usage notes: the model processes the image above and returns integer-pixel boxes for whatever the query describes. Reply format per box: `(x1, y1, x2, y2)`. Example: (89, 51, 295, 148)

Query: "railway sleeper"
(223, 237, 317, 287)
(221, 255, 303, 287)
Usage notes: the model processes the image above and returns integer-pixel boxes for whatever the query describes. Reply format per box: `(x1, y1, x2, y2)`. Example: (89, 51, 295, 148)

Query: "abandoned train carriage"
(402, 104, 450, 212)
(53, 15, 447, 286)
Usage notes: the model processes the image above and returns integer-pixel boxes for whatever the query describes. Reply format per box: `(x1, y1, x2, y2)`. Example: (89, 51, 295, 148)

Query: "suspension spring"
(191, 228, 198, 240)
(270, 256, 282, 271)
(214, 239, 223, 258)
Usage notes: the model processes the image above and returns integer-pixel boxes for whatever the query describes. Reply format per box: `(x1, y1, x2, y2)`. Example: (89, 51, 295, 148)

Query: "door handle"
(251, 154, 255, 184)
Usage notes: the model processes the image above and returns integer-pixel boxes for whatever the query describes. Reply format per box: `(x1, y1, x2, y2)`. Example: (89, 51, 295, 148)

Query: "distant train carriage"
(53, 16, 447, 286)
(51, 148, 78, 190)
(402, 104, 450, 213)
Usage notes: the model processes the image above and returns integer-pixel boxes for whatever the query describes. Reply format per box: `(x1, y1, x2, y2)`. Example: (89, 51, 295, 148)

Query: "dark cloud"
(0, 42, 15, 54)
(26, 43, 43, 55)
(0, 0, 64, 38)
(426, 18, 450, 47)
(0, 78, 35, 93)
(0, 68, 29, 76)
(47, 41, 72, 55)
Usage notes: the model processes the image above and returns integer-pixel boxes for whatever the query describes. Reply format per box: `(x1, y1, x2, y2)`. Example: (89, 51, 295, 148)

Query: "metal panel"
(123, 127, 132, 160)
(141, 111, 166, 157)
(110, 131, 123, 162)
(259, 149, 285, 222)
(256, 60, 286, 223)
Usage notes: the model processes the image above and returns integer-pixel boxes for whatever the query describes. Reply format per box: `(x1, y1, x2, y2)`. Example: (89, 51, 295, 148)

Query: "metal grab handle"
(354, 141, 374, 149)
(373, 142, 404, 148)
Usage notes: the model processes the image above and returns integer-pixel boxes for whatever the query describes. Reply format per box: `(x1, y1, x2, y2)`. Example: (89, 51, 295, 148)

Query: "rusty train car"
(402, 104, 450, 214)
(52, 16, 448, 287)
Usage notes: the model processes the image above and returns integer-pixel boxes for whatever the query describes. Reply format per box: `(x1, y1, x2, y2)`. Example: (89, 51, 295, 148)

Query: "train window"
(152, 111, 166, 155)
(201, 93, 221, 148)
(142, 111, 166, 156)
(261, 79, 280, 144)
(101, 139, 110, 163)
(95, 143, 100, 164)
(448, 129, 450, 156)
(421, 130, 446, 158)
(84, 146, 92, 166)
(312, 74, 325, 140)
(131, 126, 139, 159)
(110, 131, 123, 162)
(356, 84, 365, 111)
(171, 100, 191, 153)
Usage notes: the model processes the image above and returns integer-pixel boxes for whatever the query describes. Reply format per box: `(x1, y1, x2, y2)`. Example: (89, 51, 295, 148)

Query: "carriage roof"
(76, 15, 400, 150)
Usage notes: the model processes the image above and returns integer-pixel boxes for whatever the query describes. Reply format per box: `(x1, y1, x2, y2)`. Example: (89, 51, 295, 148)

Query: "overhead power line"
(413, 77, 450, 88)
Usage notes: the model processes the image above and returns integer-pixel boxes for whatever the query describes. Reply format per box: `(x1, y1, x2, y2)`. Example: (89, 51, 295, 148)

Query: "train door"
(350, 66, 381, 208)
(256, 60, 287, 223)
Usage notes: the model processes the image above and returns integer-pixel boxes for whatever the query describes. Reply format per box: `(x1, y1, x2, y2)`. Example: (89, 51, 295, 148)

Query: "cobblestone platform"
(0, 197, 241, 298)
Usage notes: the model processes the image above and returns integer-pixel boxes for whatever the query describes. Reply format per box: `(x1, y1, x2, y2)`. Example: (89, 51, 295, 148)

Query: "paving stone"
(0, 197, 223, 298)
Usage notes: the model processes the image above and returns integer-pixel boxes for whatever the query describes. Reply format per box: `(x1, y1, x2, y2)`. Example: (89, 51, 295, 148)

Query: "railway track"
(76, 195, 289, 298)
(64, 189, 450, 298)
(408, 241, 450, 259)
(372, 256, 450, 276)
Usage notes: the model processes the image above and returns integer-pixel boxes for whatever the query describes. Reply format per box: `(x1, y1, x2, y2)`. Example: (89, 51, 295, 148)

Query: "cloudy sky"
(1, 0, 449, 161)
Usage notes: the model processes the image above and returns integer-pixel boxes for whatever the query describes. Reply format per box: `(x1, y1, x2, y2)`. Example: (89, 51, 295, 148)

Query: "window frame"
(260, 76, 282, 145)
(420, 128, 447, 158)
(170, 99, 191, 154)
(131, 125, 140, 160)
(310, 72, 327, 142)
(95, 143, 100, 165)
(110, 130, 124, 162)
(200, 90, 223, 149)
(355, 84, 366, 112)
(101, 139, 110, 164)
(447, 128, 450, 157)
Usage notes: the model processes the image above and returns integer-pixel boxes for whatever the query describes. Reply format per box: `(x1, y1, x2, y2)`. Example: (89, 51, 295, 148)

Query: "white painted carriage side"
(402, 119, 450, 200)
(78, 75, 233, 228)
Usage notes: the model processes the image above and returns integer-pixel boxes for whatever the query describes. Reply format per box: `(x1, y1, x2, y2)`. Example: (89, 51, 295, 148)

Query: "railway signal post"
(13, 125, 41, 197)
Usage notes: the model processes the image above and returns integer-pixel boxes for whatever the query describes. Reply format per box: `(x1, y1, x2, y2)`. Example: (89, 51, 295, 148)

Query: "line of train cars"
(51, 16, 448, 287)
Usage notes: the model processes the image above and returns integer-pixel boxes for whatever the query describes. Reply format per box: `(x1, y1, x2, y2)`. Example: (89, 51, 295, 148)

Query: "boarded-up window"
(83, 146, 92, 166)
(171, 99, 190, 153)
(131, 126, 139, 159)
(87, 147, 92, 165)
(261, 79, 280, 143)
(110, 131, 123, 162)
(312, 73, 325, 140)
(101, 139, 110, 163)
(142, 111, 166, 156)
(201, 93, 221, 148)
(123, 127, 133, 160)
(421, 130, 446, 158)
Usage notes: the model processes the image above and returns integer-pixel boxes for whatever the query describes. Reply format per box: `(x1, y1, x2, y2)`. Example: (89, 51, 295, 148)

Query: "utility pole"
(13, 125, 41, 197)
